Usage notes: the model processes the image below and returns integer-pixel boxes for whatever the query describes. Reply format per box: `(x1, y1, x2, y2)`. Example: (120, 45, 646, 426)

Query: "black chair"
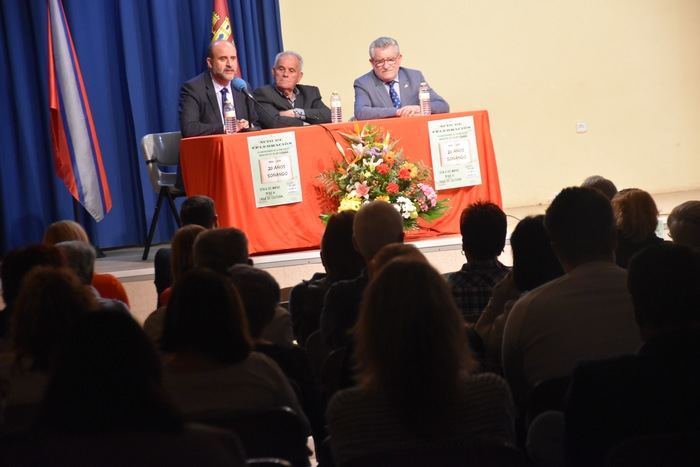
(141, 131, 184, 260)
(188, 406, 310, 467)
(526, 376, 571, 427)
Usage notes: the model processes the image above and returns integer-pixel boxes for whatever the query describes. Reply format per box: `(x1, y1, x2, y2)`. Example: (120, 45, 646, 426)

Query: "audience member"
(668, 200, 700, 250)
(354, 36, 449, 120)
(502, 187, 642, 408)
(581, 175, 618, 200)
(611, 188, 664, 267)
(320, 201, 404, 349)
(160, 269, 309, 432)
(369, 243, 428, 276)
(42, 220, 130, 307)
(158, 224, 206, 307)
(0, 267, 97, 433)
(193, 228, 251, 273)
(448, 202, 509, 323)
(289, 211, 364, 345)
(154, 195, 218, 302)
(327, 259, 515, 465)
(565, 244, 700, 466)
(475, 215, 564, 371)
(253, 51, 331, 129)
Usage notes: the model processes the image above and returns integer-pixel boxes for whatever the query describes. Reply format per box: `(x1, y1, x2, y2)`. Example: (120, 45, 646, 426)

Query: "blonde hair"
(43, 220, 89, 245)
(612, 189, 659, 242)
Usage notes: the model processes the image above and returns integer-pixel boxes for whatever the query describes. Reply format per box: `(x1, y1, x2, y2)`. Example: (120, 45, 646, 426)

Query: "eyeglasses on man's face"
(372, 56, 400, 68)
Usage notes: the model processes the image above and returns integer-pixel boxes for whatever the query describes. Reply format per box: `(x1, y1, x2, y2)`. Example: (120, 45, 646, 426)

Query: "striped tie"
(387, 81, 401, 108)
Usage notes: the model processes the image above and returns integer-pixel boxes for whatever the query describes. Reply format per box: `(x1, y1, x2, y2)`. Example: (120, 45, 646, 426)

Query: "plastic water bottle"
(419, 82, 431, 116)
(330, 92, 342, 123)
(223, 97, 237, 134)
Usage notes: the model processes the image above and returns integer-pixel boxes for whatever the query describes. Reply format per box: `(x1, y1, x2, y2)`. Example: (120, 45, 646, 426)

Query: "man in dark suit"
(179, 40, 258, 137)
(252, 51, 331, 129)
(353, 36, 449, 120)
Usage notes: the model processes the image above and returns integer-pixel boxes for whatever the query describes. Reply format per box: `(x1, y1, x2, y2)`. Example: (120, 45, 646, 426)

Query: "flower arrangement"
(319, 123, 448, 229)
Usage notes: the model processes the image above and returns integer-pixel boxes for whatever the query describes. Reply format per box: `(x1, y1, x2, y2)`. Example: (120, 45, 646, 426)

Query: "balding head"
(353, 201, 404, 261)
(193, 228, 249, 274)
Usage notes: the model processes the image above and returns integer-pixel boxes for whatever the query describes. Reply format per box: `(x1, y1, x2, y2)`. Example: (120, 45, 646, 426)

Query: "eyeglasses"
(372, 56, 399, 68)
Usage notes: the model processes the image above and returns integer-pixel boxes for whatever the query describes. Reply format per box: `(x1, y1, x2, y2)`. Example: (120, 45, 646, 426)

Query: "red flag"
(48, 0, 112, 221)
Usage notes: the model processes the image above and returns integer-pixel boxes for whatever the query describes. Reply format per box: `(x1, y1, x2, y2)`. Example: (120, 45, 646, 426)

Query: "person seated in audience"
(154, 195, 218, 304)
(253, 51, 331, 129)
(0, 267, 97, 433)
(42, 220, 130, 307)
(326, 259, 515, 465)
(24, 309, 246, 466)
(611, 188, 665, 268)
(565, 243, 700, 466)
(157, 224, 206, 307)
(502, 187, 642, 409)
(581, 175, 618, 201)
(668, 200, 700, 250)
(228, 264, 324, 445)
(0, 245, 65, 344)
(160, 269, 309, 433)
(448, 202, 510, 323)
(55, 241, 129, 312)
(320, 201, 404, 350)
(474, 215, 564, 372)
(289, 211, 364, 345)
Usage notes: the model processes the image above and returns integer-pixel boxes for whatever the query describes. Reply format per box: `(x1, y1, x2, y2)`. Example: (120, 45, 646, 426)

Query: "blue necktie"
(387, 81, 401, 108)
(220, 88, 229, 119)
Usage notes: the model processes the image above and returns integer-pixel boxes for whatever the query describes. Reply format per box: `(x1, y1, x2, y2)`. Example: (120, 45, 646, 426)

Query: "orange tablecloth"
(181, 111, 501, 255)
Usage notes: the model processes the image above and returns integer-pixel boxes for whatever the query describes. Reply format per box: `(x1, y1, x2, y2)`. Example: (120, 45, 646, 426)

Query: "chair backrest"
(188, 406, 310, 467)
(141, 131, 182, 193)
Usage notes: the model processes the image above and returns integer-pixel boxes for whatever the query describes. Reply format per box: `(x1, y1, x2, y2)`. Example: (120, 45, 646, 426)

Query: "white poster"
(428, 116, 482, 190)
(247, 132, 302, 208)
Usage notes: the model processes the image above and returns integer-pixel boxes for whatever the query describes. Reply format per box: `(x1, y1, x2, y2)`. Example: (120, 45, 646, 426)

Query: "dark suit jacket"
(564, 330, 700, 467)
(319, 270, 369, 350)
(179, 71, 258, 137)
(252, 84, 331, 129)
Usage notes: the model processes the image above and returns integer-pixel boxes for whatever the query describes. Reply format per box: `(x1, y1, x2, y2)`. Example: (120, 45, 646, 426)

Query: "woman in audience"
(668, 200, 700, 250)
(158, 224, 206, 306)
(289, 211, 364, 345)
(611, 188, 665, 267)
(326, 259, 515, 464)
(42, 220, 130, 306)
(475, 215, 564, 371)
(1, 266, 97, 433)
(160, 269, 309, 430)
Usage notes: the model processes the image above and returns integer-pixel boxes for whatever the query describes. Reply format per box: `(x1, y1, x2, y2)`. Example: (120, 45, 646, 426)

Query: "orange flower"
(386, 182, 399, 194)
(398, 167, 411, 180)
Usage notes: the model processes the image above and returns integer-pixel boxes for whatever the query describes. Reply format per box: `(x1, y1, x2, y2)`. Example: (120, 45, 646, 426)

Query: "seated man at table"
(253, 51, 331, 129)
(353, 36, 449, 120)
(179, 39, 258, 137)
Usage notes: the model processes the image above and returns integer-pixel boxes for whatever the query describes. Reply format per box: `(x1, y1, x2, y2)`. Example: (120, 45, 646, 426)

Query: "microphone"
(232, 77, 256, 102)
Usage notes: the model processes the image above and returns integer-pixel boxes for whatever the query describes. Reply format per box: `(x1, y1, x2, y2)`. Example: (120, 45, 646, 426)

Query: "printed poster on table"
(427, 116, 482, 190)
(247, 132, 302, 208)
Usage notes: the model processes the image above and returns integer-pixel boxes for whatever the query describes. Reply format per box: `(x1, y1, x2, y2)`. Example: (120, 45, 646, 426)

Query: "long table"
(180, 111, 501, 255)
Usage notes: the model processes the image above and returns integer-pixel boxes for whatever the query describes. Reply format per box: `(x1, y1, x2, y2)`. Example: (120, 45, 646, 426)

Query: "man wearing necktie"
(353, 36, 450, 120)
(179, 40, 258, 137)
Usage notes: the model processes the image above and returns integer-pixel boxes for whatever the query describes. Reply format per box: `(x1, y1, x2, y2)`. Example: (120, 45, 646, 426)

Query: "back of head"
(37, 309, 182, 433)
(321, 211, 365, 281)
(628, 243, 700, 339)
(581, 175, 618, 201)
(356, 259, 471, 431)
(1, 244, 65, 306)
(193, 228, 249, 274)
(510, 215, 564, 291)
(180, 195, 217, 228)
(545, 187, 616, 266)
(161, 268, 251, 364)
(668, 200, 700, 249)
(12, 266, 97, 370)
(353, 201, 404, 260)
(55, 240, 96, 285)
(42, 220, 89, 245)
(171, 224, 206, 283)
(459, 201, 507, 260)
(611, 188, 659, 242)
(228, 264, 280, 339)
(369, 242, 428, 278)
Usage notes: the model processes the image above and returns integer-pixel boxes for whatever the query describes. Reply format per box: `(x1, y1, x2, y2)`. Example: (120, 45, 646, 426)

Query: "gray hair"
(56, 240, 96, 285)
(369, 37, 400, 58)
(274, 50, 304, 71)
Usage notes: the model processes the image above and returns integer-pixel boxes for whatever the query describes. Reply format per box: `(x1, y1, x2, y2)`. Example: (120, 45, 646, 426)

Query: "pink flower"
(354, 181, 369, 197)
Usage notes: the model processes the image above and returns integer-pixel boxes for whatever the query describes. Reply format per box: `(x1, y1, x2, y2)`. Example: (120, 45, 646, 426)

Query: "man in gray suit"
(353, 37, 449, 120)
(179, 40, 258, 137)
(253, 51, 331, 129)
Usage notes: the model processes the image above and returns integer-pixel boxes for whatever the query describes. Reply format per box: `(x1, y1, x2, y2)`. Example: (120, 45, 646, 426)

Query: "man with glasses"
(353, 37, 449, 120)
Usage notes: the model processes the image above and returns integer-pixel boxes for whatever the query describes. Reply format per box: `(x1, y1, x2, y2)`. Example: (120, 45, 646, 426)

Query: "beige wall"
(279, 0, 700, 207)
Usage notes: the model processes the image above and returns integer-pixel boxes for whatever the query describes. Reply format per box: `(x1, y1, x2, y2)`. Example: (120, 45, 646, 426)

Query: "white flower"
(394, 196, 417, 219)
